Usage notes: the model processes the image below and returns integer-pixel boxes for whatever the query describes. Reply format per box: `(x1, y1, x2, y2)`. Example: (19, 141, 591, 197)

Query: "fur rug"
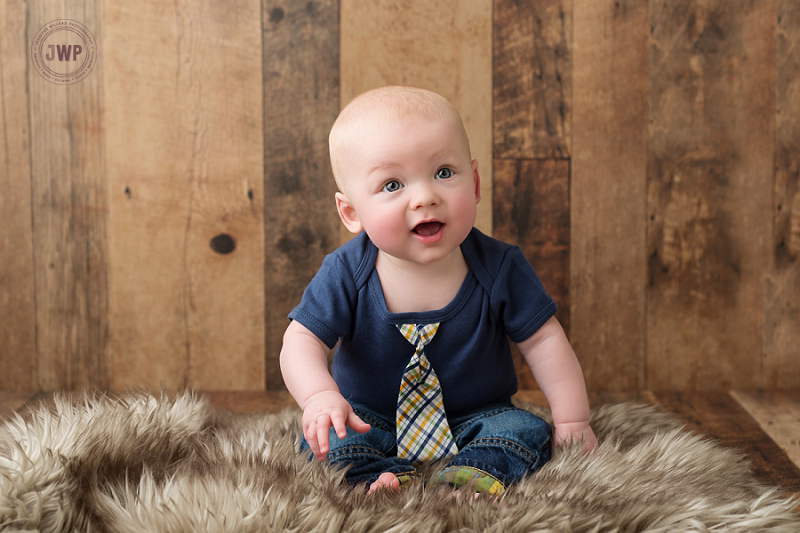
(0, 392, 798, 532)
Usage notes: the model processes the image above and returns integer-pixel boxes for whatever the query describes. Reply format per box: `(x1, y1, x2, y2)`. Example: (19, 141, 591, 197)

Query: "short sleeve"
(491, 246, 557, 343)
(288, 252, 357, 349)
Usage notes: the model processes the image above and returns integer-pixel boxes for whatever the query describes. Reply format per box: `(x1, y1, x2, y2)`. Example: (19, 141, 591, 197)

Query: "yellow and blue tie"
(396, 323, 458, 464)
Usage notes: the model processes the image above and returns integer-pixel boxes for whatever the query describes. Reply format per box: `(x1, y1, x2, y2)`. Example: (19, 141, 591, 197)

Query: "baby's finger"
(305, 419, 323, 459)
(346, 411, 371, 434)
(316, 414, 332, 458)
(330, 409, 348, 439)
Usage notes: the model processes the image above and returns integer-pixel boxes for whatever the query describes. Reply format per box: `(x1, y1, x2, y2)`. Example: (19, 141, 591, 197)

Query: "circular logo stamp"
(31, 20, 97, 85)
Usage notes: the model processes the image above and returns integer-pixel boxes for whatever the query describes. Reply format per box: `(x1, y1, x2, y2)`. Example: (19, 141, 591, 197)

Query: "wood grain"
(493, 0, 572, 159)
(0, 391, 37, 422)
(731, 389, 800, 471)
(339, 0, 493, 235)
(262, 0, 340, 389)
(652, 391, 800, 493)
(203, 389, 296, 414)
(646, 0, 775, 389)
(570, 0, 649, 391)
(0, 0, 37, 389)
(0, 1, 798, 394)
(105, 0, 265, 390)
(493, 159, 570, 333)
(494, 159, 570, 390)
(27, 2, 109, 389)
(764, 1, 800, 388)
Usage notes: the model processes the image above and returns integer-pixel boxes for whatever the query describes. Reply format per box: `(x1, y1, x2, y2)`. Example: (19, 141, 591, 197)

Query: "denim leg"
(300, 403, 416, 488)
(443, 403, 551, 488)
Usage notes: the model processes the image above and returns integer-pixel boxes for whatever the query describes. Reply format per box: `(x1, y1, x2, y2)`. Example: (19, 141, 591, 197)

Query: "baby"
(280, 86, 597, 495)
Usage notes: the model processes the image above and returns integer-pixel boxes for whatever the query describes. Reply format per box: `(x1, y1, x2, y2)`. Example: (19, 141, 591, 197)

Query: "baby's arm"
(280, 320, 370, 460)
(517, 316, 597, 452)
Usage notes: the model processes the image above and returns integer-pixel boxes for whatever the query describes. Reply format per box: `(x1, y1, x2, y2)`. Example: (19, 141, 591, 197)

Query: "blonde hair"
(329, 86, 470, 191)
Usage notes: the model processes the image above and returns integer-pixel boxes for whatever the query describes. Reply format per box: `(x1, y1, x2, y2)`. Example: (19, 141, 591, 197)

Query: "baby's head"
(329, 86, 472, 196)
(329, 86, 480, 266)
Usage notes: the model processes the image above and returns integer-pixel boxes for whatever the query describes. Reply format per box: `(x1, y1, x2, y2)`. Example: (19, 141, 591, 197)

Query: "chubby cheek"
(451, 192, 479, 227)
(361, 207, 408, 245)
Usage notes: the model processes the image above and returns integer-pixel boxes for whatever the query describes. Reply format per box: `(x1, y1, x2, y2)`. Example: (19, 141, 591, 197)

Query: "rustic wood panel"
(204, 390, 295, 414)
(652, 391, 800, 493)
(646, 1, 775, 389)
(105, 0, 265, 390)
(494, 159, 570, 390)
(571, 0, 649, 391)
(1, 1, 798, 394)
(0, 0, 37, 390)
(262, 0, 340, 389)
(0, 391, 37, 421)
(28, 2, 109, 389)
(493, 0, 571, 159)
(764, 1, 800, 387)
(339, 0, 493, 235)
(731, 389, 800, 471)
(494, 159, 570, 334)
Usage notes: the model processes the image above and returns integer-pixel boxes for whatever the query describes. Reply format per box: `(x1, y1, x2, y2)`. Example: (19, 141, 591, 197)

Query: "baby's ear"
(335, 192, 363, 234)
(472, 159, 481, 203)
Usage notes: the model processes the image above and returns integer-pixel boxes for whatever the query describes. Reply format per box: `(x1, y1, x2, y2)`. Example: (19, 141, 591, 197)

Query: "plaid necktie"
(395, 323, 458, 464)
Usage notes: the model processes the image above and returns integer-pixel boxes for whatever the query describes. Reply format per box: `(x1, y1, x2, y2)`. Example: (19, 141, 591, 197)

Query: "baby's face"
(336, 114, 480, 267)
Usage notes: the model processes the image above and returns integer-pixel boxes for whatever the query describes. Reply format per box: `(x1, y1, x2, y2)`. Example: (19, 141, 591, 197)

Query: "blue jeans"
(302, 402, 551, 489)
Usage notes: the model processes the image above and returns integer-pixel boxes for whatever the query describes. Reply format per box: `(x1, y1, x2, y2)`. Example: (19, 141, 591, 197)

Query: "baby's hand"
(301, 390, 371, 460)
(553, 421, 597, 453)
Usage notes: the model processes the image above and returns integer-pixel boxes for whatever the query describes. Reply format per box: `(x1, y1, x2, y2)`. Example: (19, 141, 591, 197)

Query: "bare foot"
(367, 472, 400, 494)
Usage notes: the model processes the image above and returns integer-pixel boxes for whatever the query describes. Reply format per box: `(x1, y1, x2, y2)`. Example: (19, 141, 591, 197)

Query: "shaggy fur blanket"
(0, 392, 798, 532)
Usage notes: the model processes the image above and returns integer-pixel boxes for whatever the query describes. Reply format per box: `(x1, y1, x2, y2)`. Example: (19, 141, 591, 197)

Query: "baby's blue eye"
(382, 180, 402, 193)
(436, 167, 453, 179)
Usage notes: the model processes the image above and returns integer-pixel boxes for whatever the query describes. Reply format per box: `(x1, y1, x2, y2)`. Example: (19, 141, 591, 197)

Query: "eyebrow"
(366, 162, 403, 177)
(366, 147, 462, 175)
(367, 163, 401, 174)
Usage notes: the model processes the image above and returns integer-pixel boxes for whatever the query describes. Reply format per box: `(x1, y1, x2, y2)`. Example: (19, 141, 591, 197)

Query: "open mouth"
(412, 221, 443, 237)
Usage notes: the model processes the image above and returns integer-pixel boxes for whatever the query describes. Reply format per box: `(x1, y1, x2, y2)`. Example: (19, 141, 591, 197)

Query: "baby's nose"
(411, 182, 440, 208)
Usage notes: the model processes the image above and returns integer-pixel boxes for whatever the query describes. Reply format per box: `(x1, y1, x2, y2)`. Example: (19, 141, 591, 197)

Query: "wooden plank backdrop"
(104, 0, 265, 390)
(339, 0, 493, 235)
(262, 0, 339, 389)
(570, 0, 649, 391)
(0, 0, 37, 388)
(646, 0, 776, 389)
(0, 0, 797, 392)
(767, 0, 800, 388)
